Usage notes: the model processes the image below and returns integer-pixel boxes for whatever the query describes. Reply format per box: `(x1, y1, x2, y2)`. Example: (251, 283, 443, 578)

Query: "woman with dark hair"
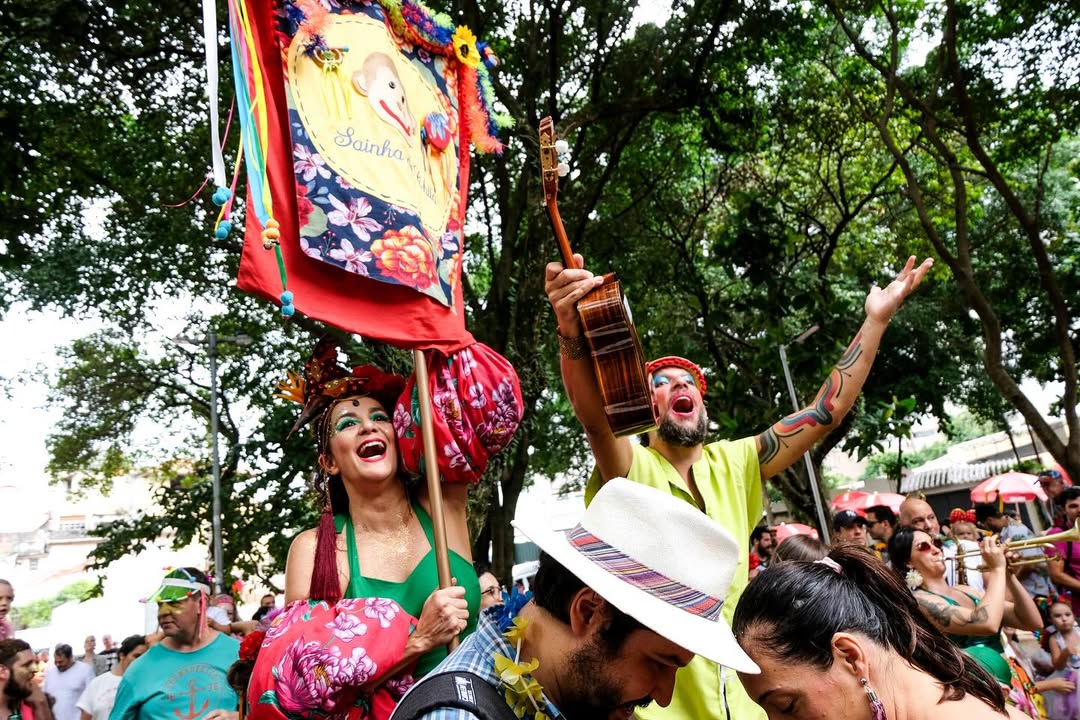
(733, 546, 1028, 719)
(770, 534, 829, 564)
(887, 526, 1041, 684)
(281, 339, 477, 676)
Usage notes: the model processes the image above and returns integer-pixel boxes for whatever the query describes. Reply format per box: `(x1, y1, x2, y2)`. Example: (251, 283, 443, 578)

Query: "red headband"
(645, 356, 707, 395)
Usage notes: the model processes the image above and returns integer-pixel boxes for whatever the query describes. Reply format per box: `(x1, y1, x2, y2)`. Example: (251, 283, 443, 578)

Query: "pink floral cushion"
(248, 598, 417, 720)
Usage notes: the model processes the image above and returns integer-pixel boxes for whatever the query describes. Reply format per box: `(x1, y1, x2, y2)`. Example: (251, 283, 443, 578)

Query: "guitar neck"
(546, 200, 581, 270)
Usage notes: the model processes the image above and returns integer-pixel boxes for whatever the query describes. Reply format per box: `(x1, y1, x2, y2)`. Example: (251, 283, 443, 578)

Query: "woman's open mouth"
(358, 438, 388, 462)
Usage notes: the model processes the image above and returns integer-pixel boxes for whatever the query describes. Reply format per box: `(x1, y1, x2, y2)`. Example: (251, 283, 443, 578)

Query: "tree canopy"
(2, 0, 1077, 585)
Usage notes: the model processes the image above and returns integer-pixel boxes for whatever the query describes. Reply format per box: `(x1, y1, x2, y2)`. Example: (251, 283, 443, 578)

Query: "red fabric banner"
(236, 0, 475, 353)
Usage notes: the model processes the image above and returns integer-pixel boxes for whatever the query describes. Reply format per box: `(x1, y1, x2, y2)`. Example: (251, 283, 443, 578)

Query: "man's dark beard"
(657, 411, 707, 447)
(5, 672, 31, 702)
(558, 637, 650, 720)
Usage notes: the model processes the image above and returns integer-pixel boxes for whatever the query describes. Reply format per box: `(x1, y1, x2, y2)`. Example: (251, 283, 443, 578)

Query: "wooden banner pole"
(412, 349, 458, 650)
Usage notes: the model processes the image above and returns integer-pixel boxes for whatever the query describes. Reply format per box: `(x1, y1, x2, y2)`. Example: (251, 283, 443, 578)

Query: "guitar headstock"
(539, 116, 570, 206)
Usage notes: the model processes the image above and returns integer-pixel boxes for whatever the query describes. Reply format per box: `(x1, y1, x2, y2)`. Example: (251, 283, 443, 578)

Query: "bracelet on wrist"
(557, 331, 589, 360)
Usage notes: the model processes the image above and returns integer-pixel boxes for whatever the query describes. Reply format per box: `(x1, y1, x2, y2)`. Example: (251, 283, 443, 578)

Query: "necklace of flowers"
(493, 615, 550, 720)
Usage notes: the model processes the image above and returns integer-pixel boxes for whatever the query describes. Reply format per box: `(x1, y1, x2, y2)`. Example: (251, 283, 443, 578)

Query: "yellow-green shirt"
(585, 439, 766, 720)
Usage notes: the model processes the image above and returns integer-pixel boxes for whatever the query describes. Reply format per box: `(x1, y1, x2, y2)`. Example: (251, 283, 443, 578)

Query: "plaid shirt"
(396, 606, 564, 720)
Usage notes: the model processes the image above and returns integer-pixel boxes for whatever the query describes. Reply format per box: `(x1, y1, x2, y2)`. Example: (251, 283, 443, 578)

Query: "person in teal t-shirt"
(110, 568, 239, 720)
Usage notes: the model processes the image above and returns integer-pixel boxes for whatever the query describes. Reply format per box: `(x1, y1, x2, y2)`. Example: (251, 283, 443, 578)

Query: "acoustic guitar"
(539, 116, 656, 437)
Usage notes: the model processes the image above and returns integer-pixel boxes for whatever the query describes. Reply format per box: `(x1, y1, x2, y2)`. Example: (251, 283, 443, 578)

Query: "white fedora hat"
(513, 478, 758, 673)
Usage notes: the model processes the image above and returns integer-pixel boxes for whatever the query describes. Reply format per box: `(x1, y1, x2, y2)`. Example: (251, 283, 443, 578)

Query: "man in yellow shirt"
(544, 254, 931, 720)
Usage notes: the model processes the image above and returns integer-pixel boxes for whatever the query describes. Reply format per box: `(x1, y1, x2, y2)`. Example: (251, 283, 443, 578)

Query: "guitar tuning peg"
(554, 139, 569, 154)
(557, 162, 570, 177)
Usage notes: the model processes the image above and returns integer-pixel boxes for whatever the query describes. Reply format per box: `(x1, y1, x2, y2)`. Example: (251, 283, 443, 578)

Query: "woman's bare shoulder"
(1005, 705, 1031, 720)
(290, 527, 319, 552)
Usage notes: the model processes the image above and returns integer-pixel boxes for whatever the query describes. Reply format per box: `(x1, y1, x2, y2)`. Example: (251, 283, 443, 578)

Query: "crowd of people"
(0, 575, 281, 720)
(745, 474, 1080, 718)
(4, 251, 1076, 720)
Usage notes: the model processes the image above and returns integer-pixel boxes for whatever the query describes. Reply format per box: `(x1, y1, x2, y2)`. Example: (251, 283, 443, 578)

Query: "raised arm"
(544, 255, 634, 482)
(756, 256, 932, 480)
(1002, 571, 1043, 632)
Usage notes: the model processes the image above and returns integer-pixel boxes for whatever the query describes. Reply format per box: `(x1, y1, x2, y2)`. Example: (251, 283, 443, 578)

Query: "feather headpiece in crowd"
(276, 337, 406, 435)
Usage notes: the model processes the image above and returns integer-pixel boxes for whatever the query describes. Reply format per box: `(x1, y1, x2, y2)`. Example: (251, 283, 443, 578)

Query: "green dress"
(334, 503, 480, 676)
(921, 588, 1010, 684)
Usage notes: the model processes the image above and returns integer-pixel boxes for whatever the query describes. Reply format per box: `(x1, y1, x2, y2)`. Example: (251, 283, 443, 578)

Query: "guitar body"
(539, 116, 656, 437)
(577, 274, 656, 436)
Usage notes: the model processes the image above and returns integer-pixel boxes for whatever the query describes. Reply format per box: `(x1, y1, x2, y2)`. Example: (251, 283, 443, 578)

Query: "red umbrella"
(829, 491, 868, 512)
(832, 491, 905, 514)
(970, 471, 1047, 504)
(773, 523, 820, 543)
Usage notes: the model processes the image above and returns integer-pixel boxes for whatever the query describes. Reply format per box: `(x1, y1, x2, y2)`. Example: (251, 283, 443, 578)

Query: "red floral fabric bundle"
(394, 343, 523, 484)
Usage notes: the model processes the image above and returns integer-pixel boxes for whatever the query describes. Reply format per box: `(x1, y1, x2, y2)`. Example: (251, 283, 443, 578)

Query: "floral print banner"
(283, 3, 462, 306)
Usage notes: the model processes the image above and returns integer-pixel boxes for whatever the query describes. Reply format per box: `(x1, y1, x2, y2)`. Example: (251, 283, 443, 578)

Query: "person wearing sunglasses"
(888, 527, 1041, 685)
(112, 568, 239, 720)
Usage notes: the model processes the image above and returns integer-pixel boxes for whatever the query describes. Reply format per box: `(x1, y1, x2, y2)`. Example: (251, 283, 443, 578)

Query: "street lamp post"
(778, 325, 831, 544)
(206, 330, 225, 595)
(173, 329, 252, 594)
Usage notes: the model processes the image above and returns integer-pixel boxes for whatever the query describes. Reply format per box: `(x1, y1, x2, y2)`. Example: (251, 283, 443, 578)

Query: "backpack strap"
(391, 671, 521, 720)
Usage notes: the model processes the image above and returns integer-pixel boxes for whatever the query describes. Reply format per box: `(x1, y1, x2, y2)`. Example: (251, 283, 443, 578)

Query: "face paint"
(651, 373, 696, 389)
(157, 600, 186, 615)
(329, 398, 391, 436)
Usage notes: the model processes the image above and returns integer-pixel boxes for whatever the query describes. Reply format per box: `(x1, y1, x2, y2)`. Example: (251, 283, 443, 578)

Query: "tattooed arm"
(756, 256, 933, 479)
(915, 541, 1009, 636)
(915, 592, 995, 634)
(1003, 571, 1044, 632)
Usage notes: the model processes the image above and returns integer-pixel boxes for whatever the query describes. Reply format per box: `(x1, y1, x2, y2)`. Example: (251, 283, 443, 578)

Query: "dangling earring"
(861, 678, 887, 720)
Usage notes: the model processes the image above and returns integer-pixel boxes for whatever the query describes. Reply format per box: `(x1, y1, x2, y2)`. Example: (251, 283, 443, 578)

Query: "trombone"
(956, 519, 1080, 566)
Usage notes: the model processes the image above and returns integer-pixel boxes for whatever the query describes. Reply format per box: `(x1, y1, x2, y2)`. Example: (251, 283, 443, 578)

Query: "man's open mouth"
(672, 395, 695, 414)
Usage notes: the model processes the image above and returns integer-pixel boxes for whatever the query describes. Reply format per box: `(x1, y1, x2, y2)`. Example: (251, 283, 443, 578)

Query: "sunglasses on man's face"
(157, 598, 192, 613)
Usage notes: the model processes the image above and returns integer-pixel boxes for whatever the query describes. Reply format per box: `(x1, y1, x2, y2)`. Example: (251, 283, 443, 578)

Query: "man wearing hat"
(111, 568, 240, 720)
(831, 509, 869, 548)
(544, 254, 931, 720)
(390, 480, 757, 720)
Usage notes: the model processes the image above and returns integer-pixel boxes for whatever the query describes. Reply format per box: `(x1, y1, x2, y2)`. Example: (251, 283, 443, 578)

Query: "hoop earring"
(861, 678, 887, 720)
